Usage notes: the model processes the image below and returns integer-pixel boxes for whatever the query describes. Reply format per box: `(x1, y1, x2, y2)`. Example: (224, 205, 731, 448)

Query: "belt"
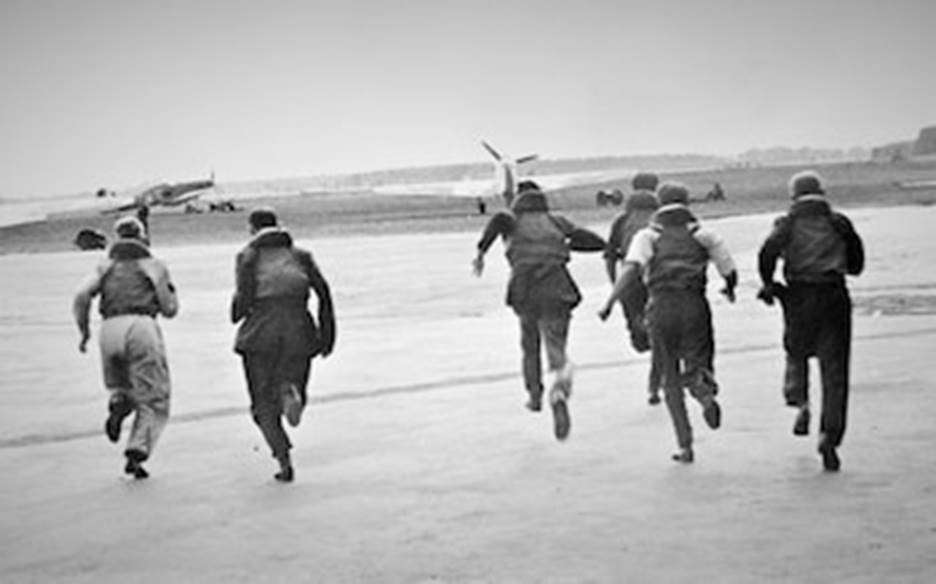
(102, 308, 158, 319)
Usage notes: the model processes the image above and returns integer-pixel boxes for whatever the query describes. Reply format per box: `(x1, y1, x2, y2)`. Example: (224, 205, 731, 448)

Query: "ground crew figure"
(599, 182, 737, 463)
(604, 172, 663, 405)
(73, 216, 178, 479)
(231, 207, 335, 482)
(136, 205, 150, 243)
(473, 181, 605, 441)
(757, 171, 864, 472)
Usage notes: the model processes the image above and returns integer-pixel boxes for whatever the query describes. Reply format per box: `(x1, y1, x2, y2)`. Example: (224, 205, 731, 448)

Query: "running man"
(73, 216, 178, 479)
(473, 181, 605, 441)
(599, 182, 737, 463)
(604, 172, 663, 405)
(231, 207, 336, 482)
(757, 170, 864, 471)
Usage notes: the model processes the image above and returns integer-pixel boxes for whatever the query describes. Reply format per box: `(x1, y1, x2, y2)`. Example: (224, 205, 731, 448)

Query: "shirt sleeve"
(301, 251, 336, 354)
(693, 227, 736, 277)
(757, 215, 791, 285)
(72, 262, 107, 336)
(829, 212, 865, 276)
(604, 213, 627, 261)
(477, 211, 515, 253)
(623, 228, 656, 266)
(140, 259, 179, 318)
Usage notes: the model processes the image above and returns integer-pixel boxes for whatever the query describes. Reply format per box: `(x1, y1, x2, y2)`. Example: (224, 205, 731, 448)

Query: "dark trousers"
(779, 282, 851, 447)
(619, 278, 662, 395)
(518, 308, 570, 401)
(647, 290, 718, 449)
(241, 351, 312, 459)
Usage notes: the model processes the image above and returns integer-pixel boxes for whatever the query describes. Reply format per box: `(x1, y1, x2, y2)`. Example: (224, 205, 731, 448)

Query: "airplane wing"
(103, 200, 145, 214)
(0, 193, 138, 226)
(161, 188, 211, 206)
(372, 178, 499, 198)
(371, 168, 635, 198)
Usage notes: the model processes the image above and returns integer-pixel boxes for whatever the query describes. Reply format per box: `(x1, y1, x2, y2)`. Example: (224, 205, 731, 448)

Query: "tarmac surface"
(1, 205, 935, 582)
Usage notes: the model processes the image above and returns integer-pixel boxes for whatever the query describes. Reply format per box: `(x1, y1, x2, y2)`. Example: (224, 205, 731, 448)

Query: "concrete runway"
(1, 206, 935, 582)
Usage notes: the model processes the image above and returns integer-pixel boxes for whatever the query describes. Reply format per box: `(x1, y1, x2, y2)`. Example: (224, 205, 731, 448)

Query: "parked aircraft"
(480, 140, 538, 206)
(0, 174, 217, 228)
(102, 173, 215, 214)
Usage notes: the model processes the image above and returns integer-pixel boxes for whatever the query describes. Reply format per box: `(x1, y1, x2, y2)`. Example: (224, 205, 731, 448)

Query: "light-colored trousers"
(99, 315, 171, 458)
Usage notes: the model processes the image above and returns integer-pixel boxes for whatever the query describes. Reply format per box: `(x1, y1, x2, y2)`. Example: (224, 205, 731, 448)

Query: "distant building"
(871, 141, 915, 163)
(871, 125, 936, 162)
(912, 126, 936, 157)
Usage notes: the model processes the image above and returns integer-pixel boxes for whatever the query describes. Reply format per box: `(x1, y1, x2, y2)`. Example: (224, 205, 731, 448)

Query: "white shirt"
(624, 206, 736, 278)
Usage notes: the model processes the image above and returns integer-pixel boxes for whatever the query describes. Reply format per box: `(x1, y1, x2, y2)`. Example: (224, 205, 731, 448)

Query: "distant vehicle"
(705, 182, 725, 201)
(103, 173, 215, 214)
(184, 199, 241, 214)
(595, 188, 624, 207)
(74, 228, 107, 250)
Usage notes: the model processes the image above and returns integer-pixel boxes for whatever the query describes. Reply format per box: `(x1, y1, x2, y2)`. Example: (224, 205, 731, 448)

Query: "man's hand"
(78, 331, 90, 353)
(471, 254, 484, 277)
(720, 270, 738, 303)
(597, 303, 614, 322)
(720, 284, 736, 303)
(756, 285, 776, 306)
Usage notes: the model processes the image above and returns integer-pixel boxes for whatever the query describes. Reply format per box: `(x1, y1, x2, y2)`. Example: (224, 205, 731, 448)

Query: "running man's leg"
(647, 346, 663, 405)
(278, 353, 313, 427)
(621, 278, 651, 353)
(816, 286, 852, 450)
(783, 285, 823, 437)
(680, 295, 720, 430)
(241, 351, 292, 461)
(123, 318, 171, 462)
(540, 312, 572, 403)
(540, 310, 572, 440)
(99, 317, 135, 443)
(649, 295, 693, 455)
(518, 311, 544, 409)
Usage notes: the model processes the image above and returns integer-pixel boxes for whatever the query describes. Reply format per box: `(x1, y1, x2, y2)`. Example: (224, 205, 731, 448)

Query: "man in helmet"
(604, 172, 663, 405)
(73, 216, 178, 479)
(231, 207, 336, 482)
(756, 170, 864, 472)
(599, 182, 738, 464)
(472, 181, 605, 441)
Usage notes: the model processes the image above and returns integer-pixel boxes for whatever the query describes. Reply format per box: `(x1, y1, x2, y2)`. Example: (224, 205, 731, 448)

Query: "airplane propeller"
(481, 140, 502, 161)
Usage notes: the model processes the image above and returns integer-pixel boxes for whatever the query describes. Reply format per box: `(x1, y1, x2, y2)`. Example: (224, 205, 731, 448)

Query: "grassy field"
(2, 158, 935, 255)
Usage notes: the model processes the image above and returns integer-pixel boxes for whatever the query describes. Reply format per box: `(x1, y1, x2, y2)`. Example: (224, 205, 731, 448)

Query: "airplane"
(0, 173, 217, 228)
(480, 140, 538, 206)
(102, 173, 216, 214)
(371, 141, 636, 208)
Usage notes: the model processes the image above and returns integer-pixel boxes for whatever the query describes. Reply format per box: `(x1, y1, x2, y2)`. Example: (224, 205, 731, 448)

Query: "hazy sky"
(1, 0, 934, 197)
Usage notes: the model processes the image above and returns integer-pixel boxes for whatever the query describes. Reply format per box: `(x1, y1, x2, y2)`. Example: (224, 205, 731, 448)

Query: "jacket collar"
(108, 238, 151, 260)
(651, 203, 698, 228)
(511, 190, 549, 215)
(790, 195, 831, 217)
(248, 226, 293, 249)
